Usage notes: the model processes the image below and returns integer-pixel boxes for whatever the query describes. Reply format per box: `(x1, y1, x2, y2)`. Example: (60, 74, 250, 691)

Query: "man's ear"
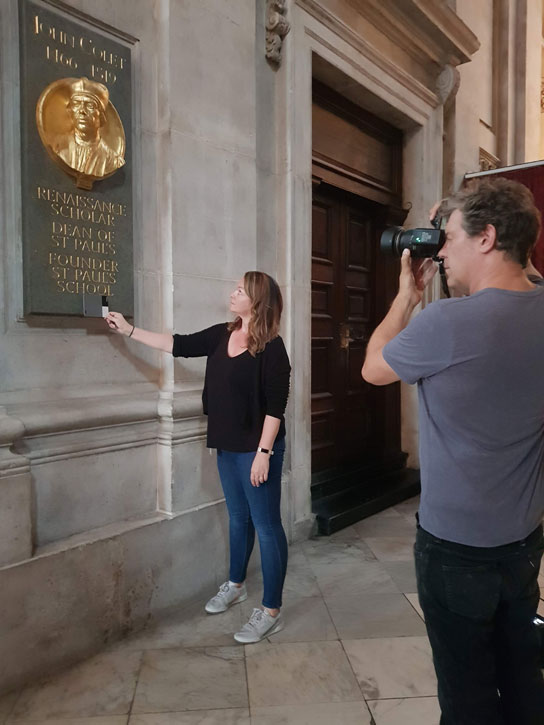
(479, 224, 497, 254)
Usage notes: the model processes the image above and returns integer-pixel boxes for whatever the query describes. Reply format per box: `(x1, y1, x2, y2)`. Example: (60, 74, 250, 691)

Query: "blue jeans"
(216, 438, 287, 609)
(415, 521, 544, 725)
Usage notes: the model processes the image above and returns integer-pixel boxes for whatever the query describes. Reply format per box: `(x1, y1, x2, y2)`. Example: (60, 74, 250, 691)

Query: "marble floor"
(1, 495, 543, 725)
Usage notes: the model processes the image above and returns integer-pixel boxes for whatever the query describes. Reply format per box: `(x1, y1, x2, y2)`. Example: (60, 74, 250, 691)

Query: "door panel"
(311, 186, 393, 472)
(311, 196, 338, 467)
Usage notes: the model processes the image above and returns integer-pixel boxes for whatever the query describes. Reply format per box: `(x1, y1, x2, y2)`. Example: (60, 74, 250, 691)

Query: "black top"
(172, 323, 291, 452)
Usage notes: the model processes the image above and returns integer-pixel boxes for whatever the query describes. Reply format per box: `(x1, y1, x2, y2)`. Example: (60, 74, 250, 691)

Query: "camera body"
(380, 215, 446, 259)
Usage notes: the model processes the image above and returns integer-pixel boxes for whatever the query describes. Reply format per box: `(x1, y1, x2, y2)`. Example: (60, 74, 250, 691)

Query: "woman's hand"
(105, 311, 133, 336)
(250, 452, 270, 487)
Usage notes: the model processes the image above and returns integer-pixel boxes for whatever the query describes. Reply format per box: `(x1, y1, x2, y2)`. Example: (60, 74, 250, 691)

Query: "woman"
(105, 271, 291, 643)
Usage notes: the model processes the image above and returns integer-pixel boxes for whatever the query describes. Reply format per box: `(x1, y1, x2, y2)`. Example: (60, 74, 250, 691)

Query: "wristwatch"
(257, 447, 274, 456)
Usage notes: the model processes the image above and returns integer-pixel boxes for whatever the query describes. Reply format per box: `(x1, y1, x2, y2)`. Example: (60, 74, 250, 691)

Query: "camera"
(380, 215, 446, 259)
(380, 214, 451, 297)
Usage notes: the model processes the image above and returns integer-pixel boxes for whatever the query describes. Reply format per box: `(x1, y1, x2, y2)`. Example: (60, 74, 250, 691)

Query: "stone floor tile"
(240, 595, 337, 643)
(311, 560, 398, 599)
(361, 508, 404, 520)
(353, 514, 415, 539)
(364, 537, 415, 562)
(10, 719, 128, 725)
(325, 593, 427, 639)
(250, 701, 372, 724)
(114, 601, 244, 651)
(320, 527, 362, 543)
(129, 710, 250, 724)
(343, 637, 437, 699)
(245, 641, 363, 707)
(282, 564, 322, 599)
(0, 692, 19, 724)
(405, 593, 425, 621)
(368, 697, 441, 725)
(381, 561, 417, 594)
(284, 544, 311, 565)
(391, 496, 420, 522)
(10, 652, 142, 720)
(132, 647, 247, 713)
(248, 548, 321, 599)
(302, 537, 376, 567)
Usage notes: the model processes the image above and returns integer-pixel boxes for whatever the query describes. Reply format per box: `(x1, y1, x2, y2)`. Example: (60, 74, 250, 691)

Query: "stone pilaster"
(0, 406, 32, 566)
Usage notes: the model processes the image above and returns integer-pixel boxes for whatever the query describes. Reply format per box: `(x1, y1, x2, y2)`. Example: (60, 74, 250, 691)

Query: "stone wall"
(0, 0, 290, 694)
(453, 0, 543, 183)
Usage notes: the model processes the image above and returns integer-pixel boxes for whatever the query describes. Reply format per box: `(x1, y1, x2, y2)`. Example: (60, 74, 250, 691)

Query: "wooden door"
(310, 82, 405, 480)
(311, 186, 394, 472)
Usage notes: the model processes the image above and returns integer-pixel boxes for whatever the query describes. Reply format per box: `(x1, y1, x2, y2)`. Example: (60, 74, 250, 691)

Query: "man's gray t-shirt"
(383, 284, 544, 547)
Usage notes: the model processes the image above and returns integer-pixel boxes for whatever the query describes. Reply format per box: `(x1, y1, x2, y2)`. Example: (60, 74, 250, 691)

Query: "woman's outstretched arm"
(105, 311, 173, 353)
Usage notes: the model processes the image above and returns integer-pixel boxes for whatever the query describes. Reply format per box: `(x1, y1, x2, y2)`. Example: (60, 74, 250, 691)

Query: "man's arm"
(362, 250, 436, 385)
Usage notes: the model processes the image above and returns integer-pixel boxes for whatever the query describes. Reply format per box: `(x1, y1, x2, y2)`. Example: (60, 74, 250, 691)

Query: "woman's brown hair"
(228, 271, 283, 356)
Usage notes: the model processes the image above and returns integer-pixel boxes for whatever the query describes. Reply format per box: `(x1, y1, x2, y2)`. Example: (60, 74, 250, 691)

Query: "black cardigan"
(172, 323, 291, 451)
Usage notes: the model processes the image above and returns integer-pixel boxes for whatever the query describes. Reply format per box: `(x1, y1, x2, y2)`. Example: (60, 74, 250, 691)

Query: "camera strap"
(438, 259, 451, 298)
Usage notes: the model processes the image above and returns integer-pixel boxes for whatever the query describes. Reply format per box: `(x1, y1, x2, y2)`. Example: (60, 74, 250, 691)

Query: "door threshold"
(312, 467, 420, 535)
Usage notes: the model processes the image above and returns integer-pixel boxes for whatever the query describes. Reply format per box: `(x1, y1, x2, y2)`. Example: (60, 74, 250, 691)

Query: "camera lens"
(380, 227, 403, 256)
(380, 226, 445, 258)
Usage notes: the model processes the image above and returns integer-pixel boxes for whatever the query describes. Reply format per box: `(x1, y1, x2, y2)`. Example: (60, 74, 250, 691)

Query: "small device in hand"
(83, 293, 109, 318)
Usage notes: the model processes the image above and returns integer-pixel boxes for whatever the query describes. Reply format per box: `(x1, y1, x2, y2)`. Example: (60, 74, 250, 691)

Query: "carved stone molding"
(0, 406, 29, 477)
(0, 406, 32, 567)
(299, 0, 480, 69)
(436, 64, 461, 107)
(7, 389, 205, 465)
(479, 147, 500, 172)
(266, 0, 291, 66)
(297, 0, 478, 110)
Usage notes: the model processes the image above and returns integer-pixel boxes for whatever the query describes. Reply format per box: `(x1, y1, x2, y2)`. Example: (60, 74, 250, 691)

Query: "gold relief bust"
(36, 77, 125, 190)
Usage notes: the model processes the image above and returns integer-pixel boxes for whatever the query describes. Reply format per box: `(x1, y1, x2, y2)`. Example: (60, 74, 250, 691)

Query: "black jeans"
(414, 521, 544, 725)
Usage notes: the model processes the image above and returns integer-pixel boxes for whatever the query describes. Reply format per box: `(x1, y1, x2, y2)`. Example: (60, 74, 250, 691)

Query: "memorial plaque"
(19, 0, 134, 316)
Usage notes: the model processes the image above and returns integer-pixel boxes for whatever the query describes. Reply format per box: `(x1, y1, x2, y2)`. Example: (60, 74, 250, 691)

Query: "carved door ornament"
(266, 0, 290, 66)
(36, 76, 126, 190)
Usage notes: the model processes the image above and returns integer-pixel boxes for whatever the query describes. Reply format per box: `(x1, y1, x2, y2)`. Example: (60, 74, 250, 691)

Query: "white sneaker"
(234, 608, 284, 643)
(205, 581, 247, 614)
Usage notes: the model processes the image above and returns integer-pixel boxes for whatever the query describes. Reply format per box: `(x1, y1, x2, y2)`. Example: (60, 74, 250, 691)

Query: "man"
(362, 178, 544, 724)
(53, 77, 124, 178)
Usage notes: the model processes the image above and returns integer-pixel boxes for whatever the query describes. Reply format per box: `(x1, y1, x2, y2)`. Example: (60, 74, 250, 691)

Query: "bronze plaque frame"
(19, 0, 136, 316)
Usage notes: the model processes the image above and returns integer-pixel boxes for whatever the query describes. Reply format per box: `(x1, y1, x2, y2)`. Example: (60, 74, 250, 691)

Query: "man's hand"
(362, 249, 436, 386)
(428, 201, 441, 224)
(399, 249, 438, 307)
